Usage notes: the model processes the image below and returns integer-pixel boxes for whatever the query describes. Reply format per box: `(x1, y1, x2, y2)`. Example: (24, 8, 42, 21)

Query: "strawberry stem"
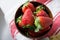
(34, 5, 45, 14)
(34, 17, 43, 32)
(16, 15, 22, 23)
(23, 25, 35, 31)
(22, 1, 29, 8)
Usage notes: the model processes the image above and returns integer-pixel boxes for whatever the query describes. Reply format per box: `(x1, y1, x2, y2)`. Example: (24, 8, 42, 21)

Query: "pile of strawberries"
(16, 2, 53, 37)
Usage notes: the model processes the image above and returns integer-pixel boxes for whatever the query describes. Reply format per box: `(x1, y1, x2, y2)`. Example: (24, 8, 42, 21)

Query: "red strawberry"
(21, 8, 34, 26)
(18, 22, 23, 27)
(22, 2, 35, 13)
(34, 16, 52, 32)
(38, 16, 53, 29)
(36, 10, 49, 17)
(28, 26, 50, 37)
(34, 5, 49, 17)
(16, 15, 23, 27)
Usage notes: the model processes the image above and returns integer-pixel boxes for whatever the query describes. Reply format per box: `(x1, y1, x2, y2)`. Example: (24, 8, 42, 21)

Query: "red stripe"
(44, 0, 52, 5)
(55, 28, 60, 35)
(32, 0, 52, 5)
(10, 20, 18, 38)
(54, 12, 60, 20)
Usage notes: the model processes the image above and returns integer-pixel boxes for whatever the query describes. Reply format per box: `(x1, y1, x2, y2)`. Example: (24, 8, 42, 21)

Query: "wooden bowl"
(15, 1, 53, 38)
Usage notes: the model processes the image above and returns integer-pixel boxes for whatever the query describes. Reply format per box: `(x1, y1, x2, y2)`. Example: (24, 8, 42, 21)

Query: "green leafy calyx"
(34, 17, 43, 32)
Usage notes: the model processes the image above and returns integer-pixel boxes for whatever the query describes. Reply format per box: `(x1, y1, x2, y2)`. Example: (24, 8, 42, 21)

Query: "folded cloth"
(10, 0, 60, 40)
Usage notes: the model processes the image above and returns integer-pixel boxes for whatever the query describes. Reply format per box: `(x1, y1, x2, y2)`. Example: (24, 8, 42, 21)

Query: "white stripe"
(53, 13, 60, 21)
(14, 30, 18, 36)
(10, 21, 14, 26)
(53, 27, 60, 35)
(44, 0, 52, 5)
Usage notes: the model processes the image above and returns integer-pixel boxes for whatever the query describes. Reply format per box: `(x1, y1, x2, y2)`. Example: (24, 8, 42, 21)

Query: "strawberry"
(37, 16, 53, 29)
(21, 8, 34, 26)
(34, 5, 49, 17)
(34, 16, 52, 32)
(16, 15, 23, 27)
(36, 10, 49, 17)
(22, 2, 35, 13)
(18, 21, 23, 27)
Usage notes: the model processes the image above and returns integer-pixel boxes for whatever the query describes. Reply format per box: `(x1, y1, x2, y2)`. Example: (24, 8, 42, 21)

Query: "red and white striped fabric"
(33, 0, 52, 5)
(10, 0, 60, 40)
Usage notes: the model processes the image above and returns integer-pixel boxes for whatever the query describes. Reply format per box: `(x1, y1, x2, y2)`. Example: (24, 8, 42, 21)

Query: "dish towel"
(10, 0, 60, 40)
